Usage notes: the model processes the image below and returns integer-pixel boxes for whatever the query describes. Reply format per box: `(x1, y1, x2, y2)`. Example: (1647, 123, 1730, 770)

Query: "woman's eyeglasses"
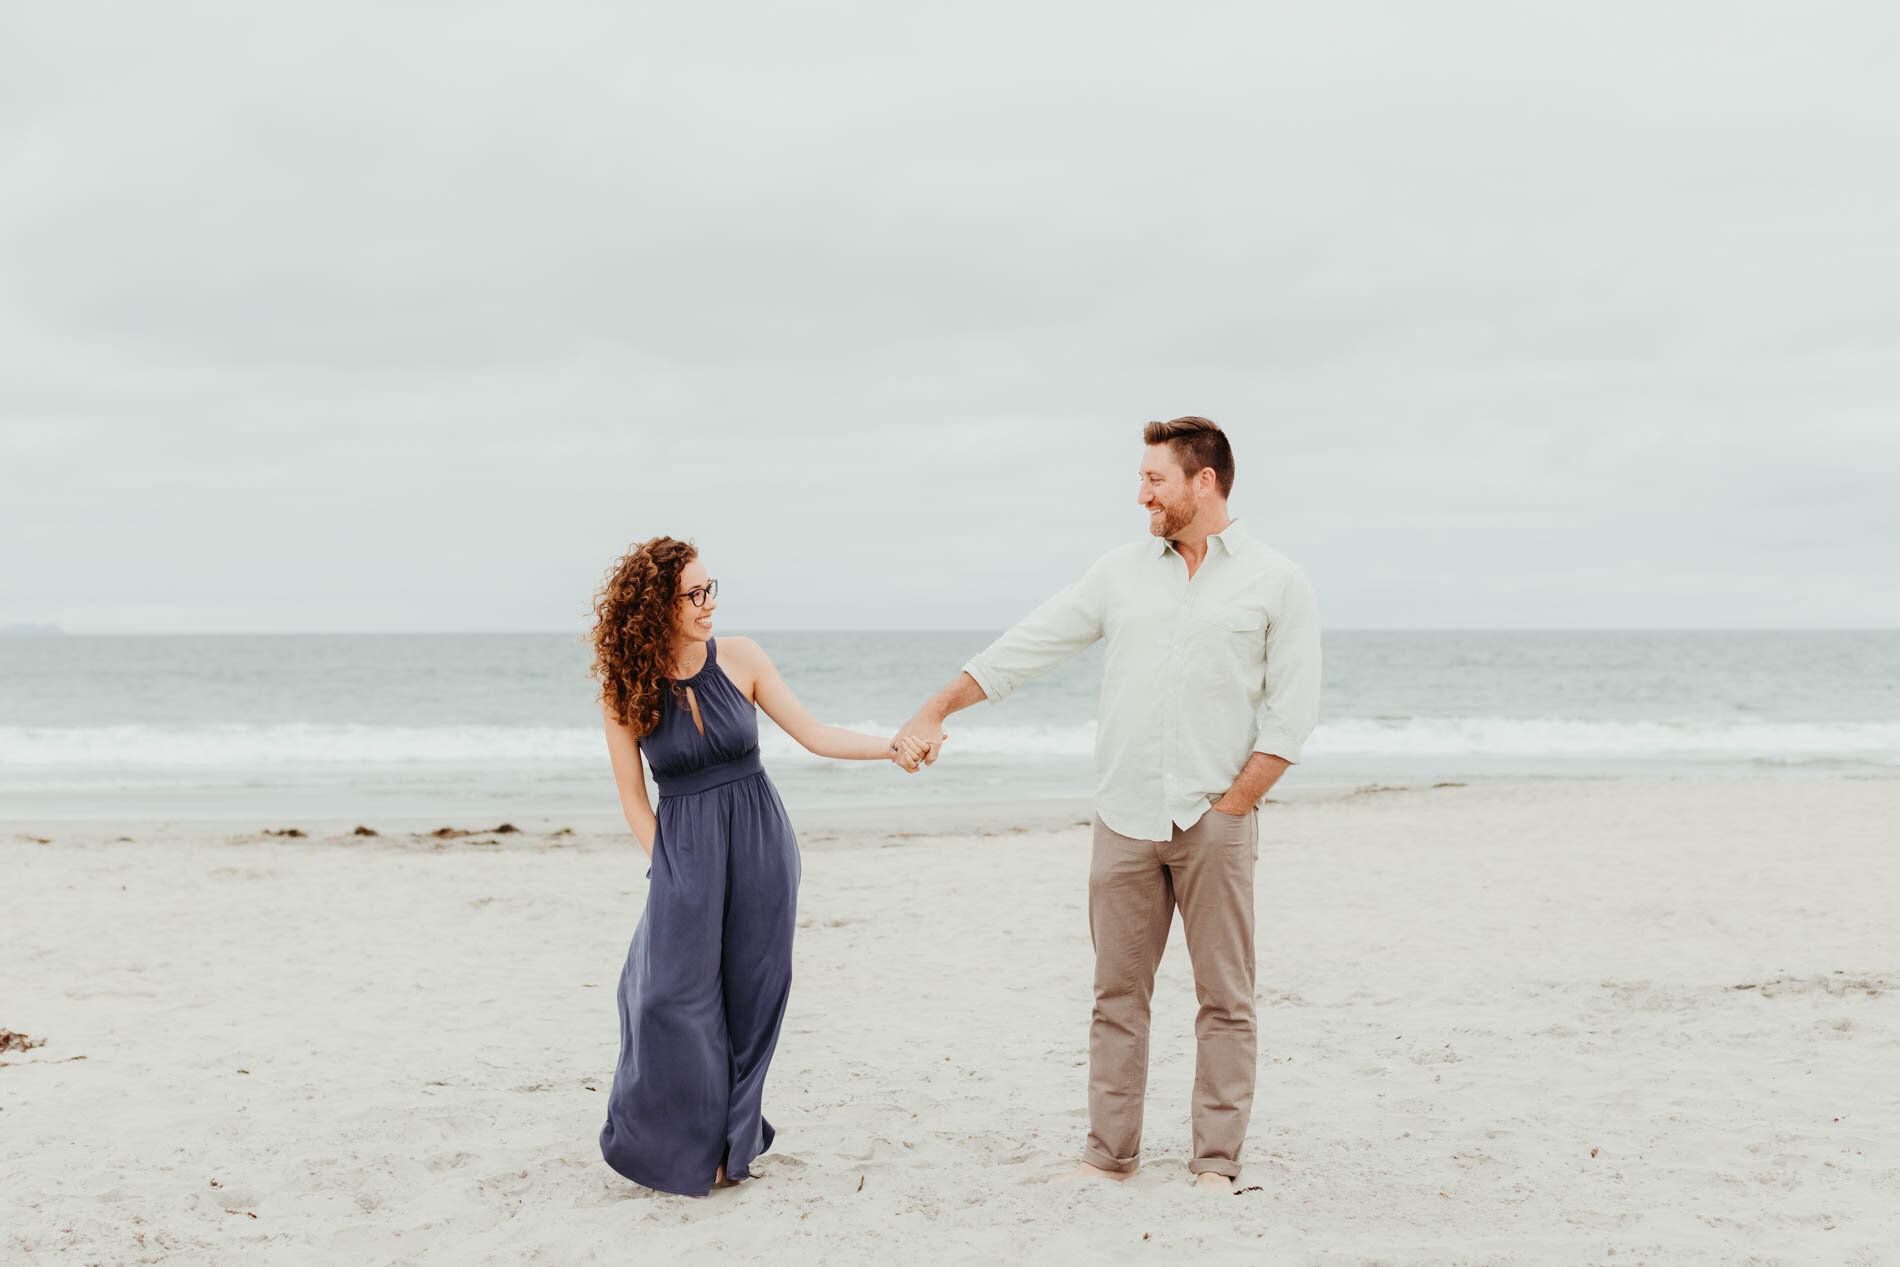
(679, 580, 719, 608)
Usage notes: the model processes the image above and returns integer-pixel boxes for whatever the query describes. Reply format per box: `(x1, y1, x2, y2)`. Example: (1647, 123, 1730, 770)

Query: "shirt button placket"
(1162, 606, 1186, 835)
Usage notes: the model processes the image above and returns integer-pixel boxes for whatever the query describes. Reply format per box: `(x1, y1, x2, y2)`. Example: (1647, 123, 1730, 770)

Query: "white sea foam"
(0, 724, 603, 766)
(758, 721, 1098, 762)
(3, 717, 1898, 768)
(1306, 717, 1900, 758)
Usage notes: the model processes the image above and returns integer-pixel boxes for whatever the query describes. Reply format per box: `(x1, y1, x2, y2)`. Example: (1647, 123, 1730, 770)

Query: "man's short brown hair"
(1142, 416, 1234, 498)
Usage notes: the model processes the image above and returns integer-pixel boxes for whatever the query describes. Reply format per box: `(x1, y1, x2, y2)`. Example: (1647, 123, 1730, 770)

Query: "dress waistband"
(655, 748, 765, 799)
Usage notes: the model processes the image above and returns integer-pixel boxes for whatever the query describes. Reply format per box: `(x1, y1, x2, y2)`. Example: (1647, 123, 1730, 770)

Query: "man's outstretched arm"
(898, 564, 1109, 765)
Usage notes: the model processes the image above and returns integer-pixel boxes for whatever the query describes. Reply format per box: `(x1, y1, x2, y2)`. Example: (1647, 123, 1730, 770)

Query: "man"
(897, 416, 1321, 1193)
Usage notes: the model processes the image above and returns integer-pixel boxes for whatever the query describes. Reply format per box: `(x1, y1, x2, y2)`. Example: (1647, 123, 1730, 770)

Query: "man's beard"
(1149, 498, 1195, 538)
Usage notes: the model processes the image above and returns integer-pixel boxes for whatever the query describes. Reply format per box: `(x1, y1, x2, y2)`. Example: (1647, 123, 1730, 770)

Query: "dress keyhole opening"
(683, 685, 706, 738)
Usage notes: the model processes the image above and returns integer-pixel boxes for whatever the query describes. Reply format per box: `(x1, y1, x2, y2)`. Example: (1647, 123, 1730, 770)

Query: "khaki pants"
(1083, 807, 1258, 1178)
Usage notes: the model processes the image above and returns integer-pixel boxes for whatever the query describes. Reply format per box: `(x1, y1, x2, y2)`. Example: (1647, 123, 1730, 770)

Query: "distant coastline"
(1, 622, 63, 635)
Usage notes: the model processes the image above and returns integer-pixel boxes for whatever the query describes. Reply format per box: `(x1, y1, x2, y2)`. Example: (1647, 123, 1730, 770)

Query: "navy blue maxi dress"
(599, 638, 802, 1196)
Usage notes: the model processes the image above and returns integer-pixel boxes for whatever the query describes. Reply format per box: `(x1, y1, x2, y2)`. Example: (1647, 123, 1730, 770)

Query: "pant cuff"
(1082, 1144, 1140, 1174)
(1189, 1159, 1240, 1178)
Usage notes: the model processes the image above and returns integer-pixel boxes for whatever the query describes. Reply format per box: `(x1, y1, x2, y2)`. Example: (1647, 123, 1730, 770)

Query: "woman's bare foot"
(1192, 1171, 1233, 1194)
(712, 1164, 743, 1189)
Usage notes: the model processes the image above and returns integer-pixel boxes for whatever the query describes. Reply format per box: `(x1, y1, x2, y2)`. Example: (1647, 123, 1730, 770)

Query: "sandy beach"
(4, 777, 1897, 1265)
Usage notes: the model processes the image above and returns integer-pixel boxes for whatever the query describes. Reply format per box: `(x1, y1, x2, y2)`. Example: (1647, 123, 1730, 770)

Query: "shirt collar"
(1153, 517, 1243, 557)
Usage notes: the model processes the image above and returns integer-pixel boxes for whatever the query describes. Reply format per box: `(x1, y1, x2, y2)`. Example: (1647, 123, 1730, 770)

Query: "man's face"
(1137, 445, 1197, 538)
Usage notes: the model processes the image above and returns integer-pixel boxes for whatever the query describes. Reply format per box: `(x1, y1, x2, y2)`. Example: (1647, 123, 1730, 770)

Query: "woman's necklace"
(669, 641, 707, 680)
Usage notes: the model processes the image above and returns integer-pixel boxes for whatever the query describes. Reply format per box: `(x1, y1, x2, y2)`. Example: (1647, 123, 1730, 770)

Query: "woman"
(588, 535, 924, 1196)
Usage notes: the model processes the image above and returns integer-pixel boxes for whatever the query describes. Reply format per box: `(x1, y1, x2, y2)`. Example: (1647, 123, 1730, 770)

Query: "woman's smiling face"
(674, 558, 718, 645)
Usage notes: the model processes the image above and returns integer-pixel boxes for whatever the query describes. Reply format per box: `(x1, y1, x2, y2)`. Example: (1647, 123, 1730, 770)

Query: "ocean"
(2, 631, 1896, 819)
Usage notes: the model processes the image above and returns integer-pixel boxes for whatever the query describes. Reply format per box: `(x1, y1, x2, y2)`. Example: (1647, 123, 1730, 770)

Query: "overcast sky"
(4, 1, 1896, 633)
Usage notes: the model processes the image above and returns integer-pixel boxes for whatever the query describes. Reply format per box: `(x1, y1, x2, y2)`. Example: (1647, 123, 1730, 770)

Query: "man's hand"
(896, 672, 987, 768)
(895, 710, 947, 767)
(1212, 753, 1291, 815)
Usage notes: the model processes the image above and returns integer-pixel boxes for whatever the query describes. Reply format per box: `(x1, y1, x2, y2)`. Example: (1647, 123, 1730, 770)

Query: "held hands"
(887, 734, 936, 773)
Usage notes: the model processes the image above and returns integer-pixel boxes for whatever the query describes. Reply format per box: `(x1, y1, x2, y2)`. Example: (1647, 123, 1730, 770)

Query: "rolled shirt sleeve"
(963, 565, 1107, 704)
(1250, 566, 1322, 764)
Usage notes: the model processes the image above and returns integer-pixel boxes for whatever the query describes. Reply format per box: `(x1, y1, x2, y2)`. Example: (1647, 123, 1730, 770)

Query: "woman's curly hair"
(588, 536, 698, 737)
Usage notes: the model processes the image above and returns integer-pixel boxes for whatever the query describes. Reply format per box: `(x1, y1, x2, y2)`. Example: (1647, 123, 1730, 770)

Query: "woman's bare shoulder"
(717, 634, 767, 664)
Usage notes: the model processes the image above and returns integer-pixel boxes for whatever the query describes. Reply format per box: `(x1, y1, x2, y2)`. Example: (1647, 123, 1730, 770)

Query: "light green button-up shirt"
(963, 520, 1321, 841)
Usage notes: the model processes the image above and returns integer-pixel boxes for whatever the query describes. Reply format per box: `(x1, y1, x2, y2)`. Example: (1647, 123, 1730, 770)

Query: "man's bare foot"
(1192, 1171, 1233, 1194)
(1060, 1162, 1135, 1183)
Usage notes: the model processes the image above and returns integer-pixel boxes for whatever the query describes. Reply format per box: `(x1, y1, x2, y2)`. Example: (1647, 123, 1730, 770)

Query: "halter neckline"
(668, 637, 717, 683)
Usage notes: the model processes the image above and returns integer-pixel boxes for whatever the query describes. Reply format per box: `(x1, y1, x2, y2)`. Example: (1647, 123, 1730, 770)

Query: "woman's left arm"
(724, 637, 913, 763)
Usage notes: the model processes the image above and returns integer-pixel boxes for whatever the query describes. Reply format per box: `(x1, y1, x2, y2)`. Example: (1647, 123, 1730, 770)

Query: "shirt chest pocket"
(1199, 604, 1267, 635)
(1195, 605, 1268, 667)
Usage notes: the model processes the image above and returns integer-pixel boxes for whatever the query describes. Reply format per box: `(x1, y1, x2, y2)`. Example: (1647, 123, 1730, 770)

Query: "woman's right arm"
(601, 701, 658, 857)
